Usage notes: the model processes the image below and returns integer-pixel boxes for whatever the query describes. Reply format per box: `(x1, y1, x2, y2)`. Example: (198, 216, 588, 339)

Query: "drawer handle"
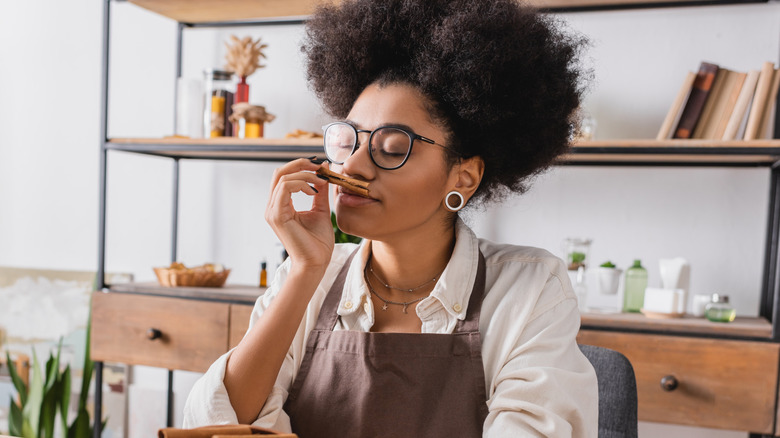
(146, 328, 163, 341)
(660, 375, 678, 392)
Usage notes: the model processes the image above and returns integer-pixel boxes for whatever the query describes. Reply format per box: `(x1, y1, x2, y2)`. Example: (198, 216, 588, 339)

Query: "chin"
(333, 208, 369, 240)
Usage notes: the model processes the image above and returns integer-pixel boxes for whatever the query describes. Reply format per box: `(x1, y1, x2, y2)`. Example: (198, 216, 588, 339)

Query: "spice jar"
(705, 294, 736, 323)
(203, 69, 235, 138)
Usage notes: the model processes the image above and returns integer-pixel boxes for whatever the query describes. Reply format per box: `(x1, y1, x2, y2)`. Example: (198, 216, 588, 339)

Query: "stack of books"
(657, 61, 780, 141)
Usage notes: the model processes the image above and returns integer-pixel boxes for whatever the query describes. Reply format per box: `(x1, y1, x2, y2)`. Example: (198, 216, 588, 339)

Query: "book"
(673, 62, 719, 139)
(757, 68, 780, 139)
(657, 71, 696, 140)
(692, 68, 729, 139)
(744, 61, 777, 140)
(712, 71, 747, 140)
(722, 70, 760, 140)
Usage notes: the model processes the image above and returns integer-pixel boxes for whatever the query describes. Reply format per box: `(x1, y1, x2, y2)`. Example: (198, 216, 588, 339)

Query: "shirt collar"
(336, 217, 480, 322)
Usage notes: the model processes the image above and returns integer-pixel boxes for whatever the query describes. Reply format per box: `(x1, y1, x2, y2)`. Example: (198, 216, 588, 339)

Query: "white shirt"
(184, 219, 598, 437)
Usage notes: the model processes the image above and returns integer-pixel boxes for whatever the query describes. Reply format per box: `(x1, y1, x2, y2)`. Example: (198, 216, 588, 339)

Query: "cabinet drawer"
(91, 292, 230, 373)
(228, 304, 253, 349)
(578, 330, 780, 434)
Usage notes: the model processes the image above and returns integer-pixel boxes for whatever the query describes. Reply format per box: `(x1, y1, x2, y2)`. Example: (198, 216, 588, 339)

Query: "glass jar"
(562, 237, 592, 311)
(203, 69, 235, 138)
(705, 294, 736, 322)
(563, 237, 592, 272)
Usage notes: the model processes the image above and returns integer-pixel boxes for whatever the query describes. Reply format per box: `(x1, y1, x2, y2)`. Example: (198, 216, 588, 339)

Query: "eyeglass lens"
(324, 123, 412, 169)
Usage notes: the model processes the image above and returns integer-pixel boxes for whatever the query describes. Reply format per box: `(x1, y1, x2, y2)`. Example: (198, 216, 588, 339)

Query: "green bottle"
(623, 259, 648, 313)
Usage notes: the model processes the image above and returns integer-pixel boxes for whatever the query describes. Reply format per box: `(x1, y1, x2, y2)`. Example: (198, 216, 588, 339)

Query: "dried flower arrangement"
(225, 35, 268, 79)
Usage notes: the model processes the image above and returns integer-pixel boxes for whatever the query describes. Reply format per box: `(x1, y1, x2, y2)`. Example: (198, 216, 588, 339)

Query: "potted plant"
(597, 261, 622, 295)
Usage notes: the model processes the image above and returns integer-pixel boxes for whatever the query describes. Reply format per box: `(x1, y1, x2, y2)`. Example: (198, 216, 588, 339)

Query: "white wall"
(2, 1, 780, 437)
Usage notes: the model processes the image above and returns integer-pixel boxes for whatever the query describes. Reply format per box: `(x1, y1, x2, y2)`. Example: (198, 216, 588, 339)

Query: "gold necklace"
(368, 257, 441, 292)
(364, 271, 428, 314)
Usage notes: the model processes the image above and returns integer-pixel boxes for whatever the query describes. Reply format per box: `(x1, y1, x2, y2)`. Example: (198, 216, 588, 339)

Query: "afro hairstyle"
(302, 0, 588, 203)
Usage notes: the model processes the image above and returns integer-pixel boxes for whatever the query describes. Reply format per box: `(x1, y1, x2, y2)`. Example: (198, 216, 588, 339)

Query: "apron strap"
(454, 250, 486, 334)
(314, 248, 360, 332)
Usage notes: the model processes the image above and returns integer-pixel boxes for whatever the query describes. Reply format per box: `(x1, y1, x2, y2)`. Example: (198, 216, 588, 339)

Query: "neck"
(369, 219, 457, 296)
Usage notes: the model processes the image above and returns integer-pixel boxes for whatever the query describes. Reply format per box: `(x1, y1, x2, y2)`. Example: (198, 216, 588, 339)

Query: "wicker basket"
(154, 266, 230, 287)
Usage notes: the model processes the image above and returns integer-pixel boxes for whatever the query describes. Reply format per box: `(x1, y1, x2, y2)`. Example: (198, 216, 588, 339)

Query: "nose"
(340, 133, 374, 179)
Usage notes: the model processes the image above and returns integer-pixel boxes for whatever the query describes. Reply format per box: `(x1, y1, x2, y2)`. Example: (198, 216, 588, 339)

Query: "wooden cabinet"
(579, 330, 780, 434)
(91, 291, 255, 373)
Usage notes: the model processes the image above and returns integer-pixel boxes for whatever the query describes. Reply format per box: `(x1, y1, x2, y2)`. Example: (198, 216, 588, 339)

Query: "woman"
(184, 0, 598, 436)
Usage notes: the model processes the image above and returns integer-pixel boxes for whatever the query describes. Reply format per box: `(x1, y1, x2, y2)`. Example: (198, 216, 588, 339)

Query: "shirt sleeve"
(182, 261, 297, 432)
(484, 271, 599, 438)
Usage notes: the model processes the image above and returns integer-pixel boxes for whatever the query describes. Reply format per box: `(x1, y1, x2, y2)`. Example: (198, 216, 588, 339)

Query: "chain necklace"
(364, 271, 428, 314)
(368, 259, 440, 293)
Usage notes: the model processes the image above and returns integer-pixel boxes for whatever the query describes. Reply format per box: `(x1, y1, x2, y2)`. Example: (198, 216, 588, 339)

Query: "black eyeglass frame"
(322, 121, 451, 170)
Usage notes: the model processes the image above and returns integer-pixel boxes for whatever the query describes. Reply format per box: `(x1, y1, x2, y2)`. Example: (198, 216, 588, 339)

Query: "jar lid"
(204, 69, 234, 81)
(711, 293, 730, 303)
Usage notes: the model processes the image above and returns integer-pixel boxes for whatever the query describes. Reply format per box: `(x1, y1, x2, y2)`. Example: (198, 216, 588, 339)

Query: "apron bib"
(284, 249, 489, 438)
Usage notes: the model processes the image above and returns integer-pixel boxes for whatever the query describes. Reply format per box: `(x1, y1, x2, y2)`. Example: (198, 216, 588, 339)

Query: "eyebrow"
(342, 119, 418, 133)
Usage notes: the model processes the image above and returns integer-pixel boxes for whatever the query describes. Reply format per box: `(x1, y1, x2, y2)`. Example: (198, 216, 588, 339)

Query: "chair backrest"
(579, 344, 638, 438)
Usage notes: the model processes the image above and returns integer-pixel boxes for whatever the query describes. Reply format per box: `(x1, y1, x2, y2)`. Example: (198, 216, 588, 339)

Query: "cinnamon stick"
(316, 167, 370, 197)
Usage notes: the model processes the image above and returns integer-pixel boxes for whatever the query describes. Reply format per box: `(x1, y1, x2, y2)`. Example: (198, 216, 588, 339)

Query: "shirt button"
(452, 303, 462, 313)
(344, 301, 353, 309)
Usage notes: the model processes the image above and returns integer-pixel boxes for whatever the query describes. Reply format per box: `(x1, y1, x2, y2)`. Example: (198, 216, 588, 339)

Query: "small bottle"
(259, 261, 267, 288)
(705, 294, 736, 322)
(623, 259, 648, 313)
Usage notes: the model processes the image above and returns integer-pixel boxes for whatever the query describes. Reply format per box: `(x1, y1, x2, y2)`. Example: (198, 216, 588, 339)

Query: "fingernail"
(316, 174, 329, 181)
(306, 155, 317, 160)
(310, 185, 319, 193)
(309, 157, 326, 164)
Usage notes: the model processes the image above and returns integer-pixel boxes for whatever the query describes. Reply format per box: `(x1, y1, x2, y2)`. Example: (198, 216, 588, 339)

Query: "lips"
(336, 187, 378, 207)
(338, 186, 375, 199)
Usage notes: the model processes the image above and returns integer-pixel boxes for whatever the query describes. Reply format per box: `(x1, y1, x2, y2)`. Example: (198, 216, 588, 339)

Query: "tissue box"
(643, 287, 685, 315)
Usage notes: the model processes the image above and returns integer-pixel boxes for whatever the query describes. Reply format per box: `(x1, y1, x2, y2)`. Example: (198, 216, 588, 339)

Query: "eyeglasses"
(322, 121, 450, 170)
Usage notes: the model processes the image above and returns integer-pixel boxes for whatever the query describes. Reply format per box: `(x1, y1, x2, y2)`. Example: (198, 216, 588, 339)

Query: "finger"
(270, 158, 324, 192)
(267, 160, 327, 213)
(310, 176, 331, 213)
(278, 170, 330, 188)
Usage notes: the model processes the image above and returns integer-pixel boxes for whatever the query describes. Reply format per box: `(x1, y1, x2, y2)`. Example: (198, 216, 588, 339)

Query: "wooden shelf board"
(575, 139, 780, 148)
(107, 137, 325, 160)
(126, 0, 762, 23)
(107, 137, 780, 163)
(581, 311, 772, 339)
(109, 282, 263, 304)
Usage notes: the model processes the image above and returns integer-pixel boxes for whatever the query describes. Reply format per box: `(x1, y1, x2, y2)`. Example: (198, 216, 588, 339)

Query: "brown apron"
(284, 250, 489, 438)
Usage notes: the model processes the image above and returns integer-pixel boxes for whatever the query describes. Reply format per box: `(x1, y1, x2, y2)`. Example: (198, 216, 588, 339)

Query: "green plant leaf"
(80, 306, 94, 413)
(41, 389, 57, 438)
(9, 395, 23, 437)
(569, 251, 586, 264)
(6, 351, 28, 406)
(68, 408, 89, 438)
(600, 260, 616, 268)
(44, 339, 63, 393)
(60, 364, 72, 436)
(22, 350, 43, 438)
(21, 417, 34, 438)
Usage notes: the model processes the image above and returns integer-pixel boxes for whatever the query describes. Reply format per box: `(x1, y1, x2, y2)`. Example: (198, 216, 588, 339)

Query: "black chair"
(579, 344, 638, 438)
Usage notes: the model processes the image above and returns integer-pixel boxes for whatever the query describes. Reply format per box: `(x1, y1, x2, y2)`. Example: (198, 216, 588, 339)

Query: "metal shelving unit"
(94, 0, 780, 436)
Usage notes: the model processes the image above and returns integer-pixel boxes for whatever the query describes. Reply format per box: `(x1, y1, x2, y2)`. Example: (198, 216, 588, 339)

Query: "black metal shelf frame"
(96, 1, 780, 437)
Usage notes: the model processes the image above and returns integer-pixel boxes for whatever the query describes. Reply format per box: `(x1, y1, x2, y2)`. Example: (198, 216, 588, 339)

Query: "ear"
(449, 156, 484, 203)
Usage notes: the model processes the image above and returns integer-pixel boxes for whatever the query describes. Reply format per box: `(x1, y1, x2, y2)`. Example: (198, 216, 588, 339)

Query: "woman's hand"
(265, 158, 333, 274)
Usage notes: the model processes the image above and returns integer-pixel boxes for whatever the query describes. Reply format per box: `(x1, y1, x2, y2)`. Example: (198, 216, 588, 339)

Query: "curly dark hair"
(302, 0, 587, 203)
